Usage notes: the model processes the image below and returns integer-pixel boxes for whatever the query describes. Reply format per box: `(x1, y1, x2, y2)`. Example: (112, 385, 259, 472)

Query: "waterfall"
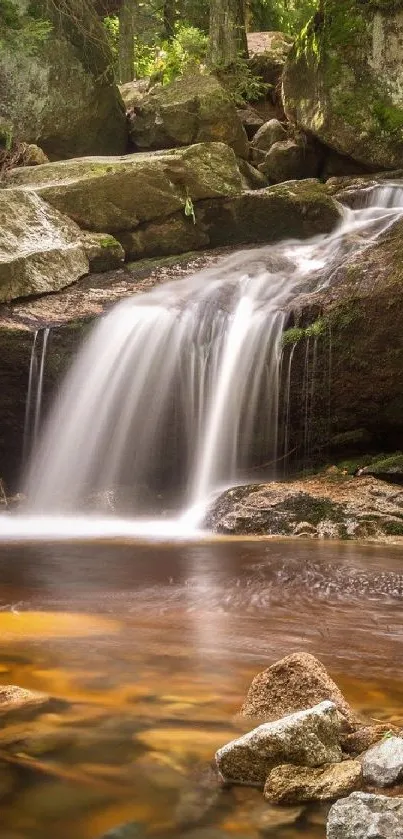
(24, 183, 403, 518)
(22, 328, 50, 465)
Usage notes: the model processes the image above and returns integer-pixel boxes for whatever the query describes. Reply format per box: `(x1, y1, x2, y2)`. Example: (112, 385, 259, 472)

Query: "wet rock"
(256, 803, 304, 833)
(342, 725, 397, 757)
(326, 791, 403, 839)
(361, 736, 403, 787)
(0, 189, 88, 302)
(128, 74, 249, 159)
(0, 685, 51, 714)
(99, 823, 145, 839)
(240, 652, 356, 727)
(264, 760, 362, 804)
(258, 136, 322, 184)
(216, 701, 342, 786)
(206, 476, 403, 542)
(81, 233, 125, 273)
(6, 143, 242, 233)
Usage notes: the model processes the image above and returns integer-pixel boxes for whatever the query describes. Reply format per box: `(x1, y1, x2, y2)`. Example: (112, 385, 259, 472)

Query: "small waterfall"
(23, 328, 50, 464)
(282, 341, 297, 474)
(24, 183, 403, 517)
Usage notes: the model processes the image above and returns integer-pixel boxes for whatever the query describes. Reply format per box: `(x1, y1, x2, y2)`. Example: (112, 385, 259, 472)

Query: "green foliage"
(215, 57, 267, 104)
(134, 24, 208, 83)
(103, 14, 119, 60)
(184, 190, 196, 224)
(249, 0, 318, 35)
(0, 0, 52, 53)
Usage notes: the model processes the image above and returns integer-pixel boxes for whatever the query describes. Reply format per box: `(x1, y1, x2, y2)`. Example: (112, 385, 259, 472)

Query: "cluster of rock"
(215, 652, 403, 838)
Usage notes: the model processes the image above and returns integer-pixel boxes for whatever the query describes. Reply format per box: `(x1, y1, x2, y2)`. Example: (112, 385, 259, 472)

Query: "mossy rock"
(282, 0, 403, 168)
(128, 73, 249, 159)
(0, 0, 127, 159)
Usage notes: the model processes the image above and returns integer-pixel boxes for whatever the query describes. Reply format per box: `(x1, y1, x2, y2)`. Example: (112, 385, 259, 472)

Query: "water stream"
(17, 182, 403, 526)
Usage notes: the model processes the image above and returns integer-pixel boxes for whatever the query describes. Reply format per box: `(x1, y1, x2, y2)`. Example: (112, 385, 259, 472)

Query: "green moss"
(383, 520, 403, 536)
(373, 101, 403, 133)
(282, 317, 327, 346)
(99, 235, 119, 249)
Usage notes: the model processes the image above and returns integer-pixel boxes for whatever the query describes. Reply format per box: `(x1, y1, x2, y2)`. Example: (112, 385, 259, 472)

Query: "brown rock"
(264, 760, 362, 804)
(342, 725, 398, 756)
(241, 652, 357, 728)
(0, 685, 51, 717)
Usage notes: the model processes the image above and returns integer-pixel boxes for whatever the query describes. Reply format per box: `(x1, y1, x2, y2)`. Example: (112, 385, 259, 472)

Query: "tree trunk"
(163, 0, 176, 39)
(118, 0, 135, 83)
(207, 0, 248, 67)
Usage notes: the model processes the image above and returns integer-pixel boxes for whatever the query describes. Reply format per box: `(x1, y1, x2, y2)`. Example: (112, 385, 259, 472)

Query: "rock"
(205, 476, 403, 541)
(358, 454, 403, 485)
(0, 685, 51, 717)
(342, 725, 398, 756)
(117, 215, 209, 262)
(361, 736, 403, 787)
(215, 701, 342, 786)
(119, 80, 149, 110)
(258, 137, 322, 183)
(282, 1, 403, 170)
(237, 105, 264, 140)
(0, 189, 88, 302)
(326, 791, 403, 839)
(98, 823, 145, 839)
(175, 766, 223, 828)
(251, 119, 288, 155)
(0, 0, 127, 159)
(247, 31, 293, 96)
(128, 74, 249, 159)
(264, 761, 362, 804)
(257, 803, 304, 833)
(237, 159, 268, 191)
(198, 182, 342, 249)
(6, 143, 243, 233)
(81, 233, 125, 273)
(241, 652, 356, 727)
(0, 765, 16, 801)
(17, 143, 49, 167)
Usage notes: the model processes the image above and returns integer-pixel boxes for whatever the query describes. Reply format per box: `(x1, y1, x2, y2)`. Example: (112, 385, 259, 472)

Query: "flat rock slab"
(241, 652, 356, 726)
(216, 701, 342, 786)
(327, 792, 403, 839)
(265, 760, 362, 803)
(362, 736, 403, 787)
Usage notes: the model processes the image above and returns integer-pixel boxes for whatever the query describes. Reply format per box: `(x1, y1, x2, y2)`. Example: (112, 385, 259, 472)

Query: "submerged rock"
(326, 791, 403, 839)
(241, 652, 356, 727)
(361, 736, 403, 787)
(128, 74, 249, 159)
(205, 476, 403, 541)
(0, 190, 88, 302)
(215, 701, 342, 786)
(264, 760, 362, 803)
(99, 824, 145, 839)
(282, 1, 403, 170)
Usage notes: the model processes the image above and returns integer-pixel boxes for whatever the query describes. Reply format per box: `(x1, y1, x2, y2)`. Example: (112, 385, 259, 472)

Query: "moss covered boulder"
(0, 0, 127, 160)
(128, 74, 249, 159)
(282, 0, 403, 169)
(0, 190, 88, 303)
(205, 476, 403, 540)
(5, 143, 243, 233)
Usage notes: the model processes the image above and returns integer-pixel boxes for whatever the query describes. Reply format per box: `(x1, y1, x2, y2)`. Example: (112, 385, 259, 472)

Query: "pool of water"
(0, 537, 402, 838)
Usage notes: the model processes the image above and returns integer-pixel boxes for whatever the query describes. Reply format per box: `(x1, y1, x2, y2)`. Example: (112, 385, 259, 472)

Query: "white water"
(16, 182, 403, 533)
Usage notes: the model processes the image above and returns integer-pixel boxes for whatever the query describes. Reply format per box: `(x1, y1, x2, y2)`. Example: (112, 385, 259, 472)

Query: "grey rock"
(361, 736, 403, 787)
(258, 138, 321, 184)
(216, 701, 342, 786)
(251, 119, 287, 152)
(327, 792, 403, 839)
(99, 824, 145, 839)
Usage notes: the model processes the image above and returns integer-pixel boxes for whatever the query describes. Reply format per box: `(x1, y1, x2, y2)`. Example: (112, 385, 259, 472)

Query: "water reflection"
(0, 539, 401, 838)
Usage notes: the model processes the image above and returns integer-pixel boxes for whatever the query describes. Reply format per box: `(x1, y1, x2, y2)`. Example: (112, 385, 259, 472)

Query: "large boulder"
(205, 476, 403, 540)
(117, 182, 341, 260)
(0, 0, 127, 160)
(216, 701, 342, 786)
(241, 652, 356, 727)
(282, 1, 403, 169)
(327, 792, 403, 839)
(0, 190, 88, 302)
(5, 143, 243, 233)
(128, 74, 249, 159)
(258, 137, 322, 183)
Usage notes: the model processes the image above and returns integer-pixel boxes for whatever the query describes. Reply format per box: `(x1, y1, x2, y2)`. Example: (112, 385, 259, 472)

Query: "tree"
(118, 0, 135, 82)
(207, 0, 248, 67)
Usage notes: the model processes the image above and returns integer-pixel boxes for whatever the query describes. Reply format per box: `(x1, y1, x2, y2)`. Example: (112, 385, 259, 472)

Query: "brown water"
(0, 538, 402, 839)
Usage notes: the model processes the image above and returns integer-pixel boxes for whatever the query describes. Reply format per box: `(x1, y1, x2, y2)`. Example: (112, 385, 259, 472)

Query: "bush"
(134, 24, 208, 83)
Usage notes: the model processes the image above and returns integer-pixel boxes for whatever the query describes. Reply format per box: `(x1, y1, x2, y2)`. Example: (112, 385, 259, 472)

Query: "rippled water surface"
(0, 538, 402, 839)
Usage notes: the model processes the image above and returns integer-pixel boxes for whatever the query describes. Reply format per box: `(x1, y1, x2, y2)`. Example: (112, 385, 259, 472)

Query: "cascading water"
(22, 183, 403, 526)
(22, 327, 51, 464)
